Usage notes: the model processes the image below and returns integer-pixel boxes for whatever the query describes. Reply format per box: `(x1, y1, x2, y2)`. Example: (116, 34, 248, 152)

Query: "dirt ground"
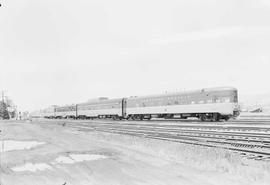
(0, 120, 268, 185)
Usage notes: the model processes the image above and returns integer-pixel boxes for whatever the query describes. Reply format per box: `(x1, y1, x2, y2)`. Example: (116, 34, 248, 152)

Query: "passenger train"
(34, 87, 240, 121)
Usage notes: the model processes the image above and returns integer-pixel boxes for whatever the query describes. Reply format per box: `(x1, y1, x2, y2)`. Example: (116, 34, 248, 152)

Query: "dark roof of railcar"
(127, 87, 237, 100)
(55, 104, 76, 109)
(77, 98, 122, 106)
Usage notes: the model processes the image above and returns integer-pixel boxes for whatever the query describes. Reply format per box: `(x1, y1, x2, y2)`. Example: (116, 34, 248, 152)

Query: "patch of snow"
(69, 154, 107, 162)
(12, 163, 52, 172)
(0, 140, 45, 152)
(54, 154, 107, 164)
(54, 156, 75, 164)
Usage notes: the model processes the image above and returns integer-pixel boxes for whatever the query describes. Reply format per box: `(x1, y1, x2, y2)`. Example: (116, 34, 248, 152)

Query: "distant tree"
(0, 101, 10, 119)
(9, 110, 17, 119)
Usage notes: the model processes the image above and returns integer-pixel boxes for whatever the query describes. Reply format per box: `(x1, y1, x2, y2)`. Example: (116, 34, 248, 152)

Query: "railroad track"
(35, 118, 270, 161)
(72, 125, 270, 161)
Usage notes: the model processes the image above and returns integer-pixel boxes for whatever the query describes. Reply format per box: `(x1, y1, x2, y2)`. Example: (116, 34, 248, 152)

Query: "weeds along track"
(37, 118, 270, 161)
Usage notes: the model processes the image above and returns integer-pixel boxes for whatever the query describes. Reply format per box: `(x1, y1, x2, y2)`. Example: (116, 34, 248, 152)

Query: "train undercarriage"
(125, 113, 231, 121)
(49, 112, 234, 122)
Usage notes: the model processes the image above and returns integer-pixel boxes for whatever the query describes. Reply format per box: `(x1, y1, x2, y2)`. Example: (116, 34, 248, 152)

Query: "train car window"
(233, 95, 238, 102)
(199, 100, 204, 104)
(223, 97, 230, 103)
(207, 99, 213, 103)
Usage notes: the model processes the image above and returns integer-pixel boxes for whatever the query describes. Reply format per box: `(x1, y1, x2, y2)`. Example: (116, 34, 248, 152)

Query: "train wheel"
(224, 116, 229, 121)
(199, 114, 206, 121)
(127, 115, 133, 120)
(213, 113, 220, 122)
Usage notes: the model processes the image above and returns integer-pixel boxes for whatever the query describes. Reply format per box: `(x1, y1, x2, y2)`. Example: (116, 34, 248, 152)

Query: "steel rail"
(35, 119, 270, 160)
(73, 120, 270, 134)
(70, 124, 270, 160)
(73, 125, 270, 148)
(70, 121, 270, 142)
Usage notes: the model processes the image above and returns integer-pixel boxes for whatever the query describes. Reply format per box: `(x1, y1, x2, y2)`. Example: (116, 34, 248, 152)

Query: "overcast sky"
(1, 0, 270, 111)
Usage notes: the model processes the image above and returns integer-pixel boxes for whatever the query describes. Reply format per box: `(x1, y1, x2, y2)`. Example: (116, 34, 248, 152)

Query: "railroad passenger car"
(42, 106, 56, 119)
(125, 87, 239, 121)
(30, 106, 55, 119)
(77, 98, 124, 119)
(36, 87, 239, 121)
(30, 110, 43, 118)
(54, 105, 77, 119)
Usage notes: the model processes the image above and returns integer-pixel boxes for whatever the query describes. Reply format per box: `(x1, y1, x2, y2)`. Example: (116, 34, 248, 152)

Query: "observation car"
(125, 87, 239, 121)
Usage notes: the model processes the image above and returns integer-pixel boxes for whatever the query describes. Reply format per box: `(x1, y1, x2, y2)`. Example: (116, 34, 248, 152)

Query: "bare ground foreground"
(0, 120, 269, 185)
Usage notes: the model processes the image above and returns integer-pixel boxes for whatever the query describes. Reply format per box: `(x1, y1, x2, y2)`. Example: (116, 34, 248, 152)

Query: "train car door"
(54, 107, 56, 117)
(122, 98, 127, 118)
(75, 104, 78, 118)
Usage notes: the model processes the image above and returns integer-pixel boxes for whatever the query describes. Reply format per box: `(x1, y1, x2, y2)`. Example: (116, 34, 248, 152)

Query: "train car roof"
(77, 98, 123, 106)
(49, 87, 237, 108)
(127, 87, 237, 100)
(55, 104, 76, 109)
